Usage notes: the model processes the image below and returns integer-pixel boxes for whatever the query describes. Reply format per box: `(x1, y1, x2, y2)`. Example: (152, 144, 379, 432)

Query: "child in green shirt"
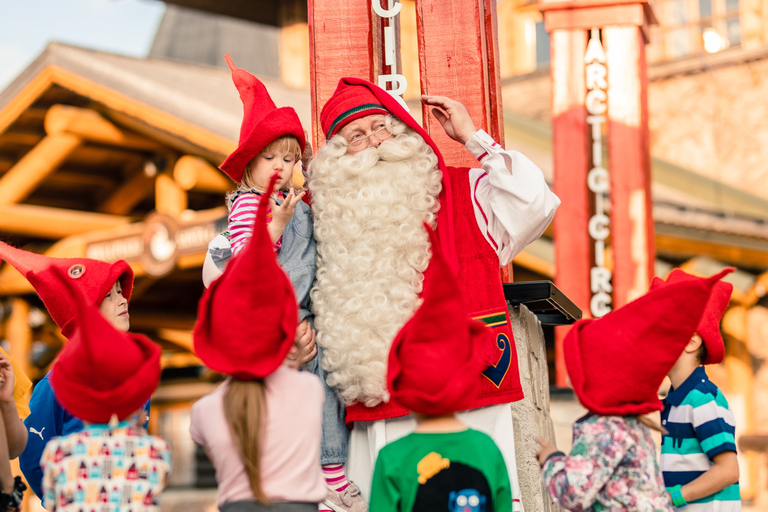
(369, 225, 512, 512)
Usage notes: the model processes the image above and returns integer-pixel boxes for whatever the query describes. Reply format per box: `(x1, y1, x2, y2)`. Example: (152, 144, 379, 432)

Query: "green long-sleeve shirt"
(369, 428, 512, 512)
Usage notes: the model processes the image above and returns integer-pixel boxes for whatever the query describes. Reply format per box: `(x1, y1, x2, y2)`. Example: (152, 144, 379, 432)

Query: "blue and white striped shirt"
(661, 366, 741, 512)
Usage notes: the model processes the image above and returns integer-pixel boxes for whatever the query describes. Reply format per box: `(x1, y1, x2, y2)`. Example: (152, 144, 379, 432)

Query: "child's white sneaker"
(323, 482, 368, 512)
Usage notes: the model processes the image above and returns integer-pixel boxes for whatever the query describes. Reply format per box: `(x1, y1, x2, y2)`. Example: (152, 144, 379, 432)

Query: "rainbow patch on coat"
(473, 311, 507, 329)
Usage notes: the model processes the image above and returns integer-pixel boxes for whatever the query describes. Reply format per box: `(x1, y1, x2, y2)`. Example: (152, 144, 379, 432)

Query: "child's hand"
(270, 188, 306, 228)
(294, 319, 317, 365)
(535, 438, 558, 467)
(0, 354, 16, 404)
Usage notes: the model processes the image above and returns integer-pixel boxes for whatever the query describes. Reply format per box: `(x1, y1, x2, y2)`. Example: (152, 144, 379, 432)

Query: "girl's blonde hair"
(224, 379, 270, 504)
(241, 135, 302, 191)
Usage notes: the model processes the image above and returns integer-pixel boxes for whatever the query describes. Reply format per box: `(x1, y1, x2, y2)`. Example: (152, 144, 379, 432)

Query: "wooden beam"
(161, 352, 203, 370)
(0, 133, 81, 206)
(6, 299, 32, 382)
(0, 204, 130, 239)
(46, 170, 116, 189)
(129, 312, 196, 331)
(656, 234, 768, 268)
(155, 172, 187, 217)
(157, 328, 193, 352)
(48, 67, 237, 158)
(173, 155, 231, 193)
(0, 131, 42, 147)
(98, 164, 156, 215)
(44, 104, 164, 152)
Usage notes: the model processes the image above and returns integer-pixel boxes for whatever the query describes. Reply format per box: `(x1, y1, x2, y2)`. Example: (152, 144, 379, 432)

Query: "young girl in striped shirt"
(211, 55, 361, 512)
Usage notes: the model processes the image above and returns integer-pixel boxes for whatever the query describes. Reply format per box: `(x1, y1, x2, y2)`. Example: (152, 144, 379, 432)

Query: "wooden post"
(414, 0, 505, 167)
(155, 172, 187, 217)
(307, 0, 374, 148)
(550, 29, 591, 387)
(6, 299, 32, 384)
(0, 134, 81, 206)
(604, 25, 655, 308)
(540, 0, 656, 385)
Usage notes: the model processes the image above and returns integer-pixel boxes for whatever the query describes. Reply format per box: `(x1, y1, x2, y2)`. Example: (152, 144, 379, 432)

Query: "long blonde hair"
(224, 379, 269, 504)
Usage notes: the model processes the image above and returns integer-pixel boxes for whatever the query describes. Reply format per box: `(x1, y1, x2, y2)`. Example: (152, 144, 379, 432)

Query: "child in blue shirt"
(654, 269, 741, 511)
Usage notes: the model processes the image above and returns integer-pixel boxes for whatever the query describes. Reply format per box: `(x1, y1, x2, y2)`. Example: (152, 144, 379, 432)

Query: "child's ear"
(684, 333, 703, 354)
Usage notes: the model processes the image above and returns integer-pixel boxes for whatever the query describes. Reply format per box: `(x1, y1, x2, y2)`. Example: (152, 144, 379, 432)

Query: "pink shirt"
(189, 367, 326, 505)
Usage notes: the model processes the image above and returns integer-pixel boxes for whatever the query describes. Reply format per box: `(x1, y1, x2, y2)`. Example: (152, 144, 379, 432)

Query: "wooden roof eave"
(0, 206, 226, 296)
(0, 64, 235, 162)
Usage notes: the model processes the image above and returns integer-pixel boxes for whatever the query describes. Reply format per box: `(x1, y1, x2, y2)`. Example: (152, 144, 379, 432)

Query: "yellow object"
(416, 452, 450, 484)
(0, 347, 31, 419)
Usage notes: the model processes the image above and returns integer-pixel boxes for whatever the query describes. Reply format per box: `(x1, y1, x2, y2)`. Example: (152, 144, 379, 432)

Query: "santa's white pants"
(346, 402, 524, 512)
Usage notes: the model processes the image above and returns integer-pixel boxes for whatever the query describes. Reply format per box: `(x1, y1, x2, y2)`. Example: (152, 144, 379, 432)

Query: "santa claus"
(308, 78, 560, 508)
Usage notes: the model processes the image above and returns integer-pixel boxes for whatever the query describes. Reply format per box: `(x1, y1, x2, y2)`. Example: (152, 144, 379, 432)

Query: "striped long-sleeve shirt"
(228, 190, 285, 255)
(661, 366, 741, 512)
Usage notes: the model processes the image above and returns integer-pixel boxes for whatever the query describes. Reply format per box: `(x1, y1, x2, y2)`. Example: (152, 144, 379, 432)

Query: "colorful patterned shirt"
(41, 423, 171, 512)
(661, 366, 741, 511)
(542, 414, 673, 512)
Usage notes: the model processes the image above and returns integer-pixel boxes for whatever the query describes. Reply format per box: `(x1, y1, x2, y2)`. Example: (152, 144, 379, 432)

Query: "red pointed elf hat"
(45, 266, 160, 424)
(219, 54, 306, 183)
(564, 268, 733, 416)
(0, 241, 133, 339)
(387, 223, 498, 416)
(319, 77, 458, 272)
(650, 269, 733, 365)
(193, 174, 298, 379)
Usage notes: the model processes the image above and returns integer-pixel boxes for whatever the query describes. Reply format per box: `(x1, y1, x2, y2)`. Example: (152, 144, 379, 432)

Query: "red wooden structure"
(308, 0, 508, 276)
(540, 0, 657, 386)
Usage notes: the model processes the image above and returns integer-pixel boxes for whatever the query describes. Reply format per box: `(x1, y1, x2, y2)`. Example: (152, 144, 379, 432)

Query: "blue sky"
(0, 0, 166, 90)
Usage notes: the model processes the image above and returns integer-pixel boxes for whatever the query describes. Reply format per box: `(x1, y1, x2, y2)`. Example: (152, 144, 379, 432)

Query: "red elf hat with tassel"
(45, 266, 160, 424)
(650, 268, 733, 364)
(219, 54, 306, 183)
(0, 241, 133, 339)
(564, 268, 733, 416)
(193, 173, 298, 379)
(386, 223, 499, 416)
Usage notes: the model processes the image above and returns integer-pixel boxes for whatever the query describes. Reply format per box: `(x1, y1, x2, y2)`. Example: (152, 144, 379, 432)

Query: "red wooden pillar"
(310, 0, 508, 279)
(414, 0, 505, 167)
(550, 29, 591, 387)
(539, 0, 656, 386)
(308, 0, 375, 149)
(414, 0, 508, 280)
(605, 25, 655, 308)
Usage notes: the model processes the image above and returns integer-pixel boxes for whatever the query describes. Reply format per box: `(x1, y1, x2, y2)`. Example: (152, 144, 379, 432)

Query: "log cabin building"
(2, 0, 768, 507)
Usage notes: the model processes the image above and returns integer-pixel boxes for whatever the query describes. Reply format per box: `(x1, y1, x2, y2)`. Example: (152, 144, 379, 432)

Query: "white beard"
(309, 122, 442, 406)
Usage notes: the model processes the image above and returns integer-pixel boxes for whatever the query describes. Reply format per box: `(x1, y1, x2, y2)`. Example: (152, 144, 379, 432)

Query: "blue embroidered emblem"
(482, 333, 511, 388)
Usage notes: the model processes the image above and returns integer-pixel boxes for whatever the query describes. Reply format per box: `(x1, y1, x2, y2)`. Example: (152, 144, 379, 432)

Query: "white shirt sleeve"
(465, 129, 560, 266)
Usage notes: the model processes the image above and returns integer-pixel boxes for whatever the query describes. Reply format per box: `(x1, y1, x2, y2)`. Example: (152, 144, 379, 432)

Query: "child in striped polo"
(655, 270, 741, 511)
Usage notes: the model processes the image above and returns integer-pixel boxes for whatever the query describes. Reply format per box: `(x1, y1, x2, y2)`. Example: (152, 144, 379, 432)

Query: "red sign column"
(539, 0, 656, 386)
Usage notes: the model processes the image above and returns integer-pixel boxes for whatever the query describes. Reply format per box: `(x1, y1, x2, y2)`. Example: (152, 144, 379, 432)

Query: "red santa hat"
(320, 77, 457, 271)
(386, 223, 498, 416)
(45, 266, 160, 424)
(193, 174, 298, 379)
(0, 241, 133, 339)
(564, 268, 733, 416)
(219, 54, 306, 183)
(650, 268, 733, 364)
